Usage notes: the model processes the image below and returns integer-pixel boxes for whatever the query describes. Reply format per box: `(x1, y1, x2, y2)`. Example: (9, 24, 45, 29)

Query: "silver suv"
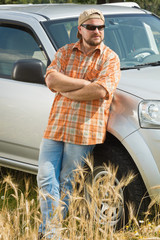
(0, 3, 160, 227)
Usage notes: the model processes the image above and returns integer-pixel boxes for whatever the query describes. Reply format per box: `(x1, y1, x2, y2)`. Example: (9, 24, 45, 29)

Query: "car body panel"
(119, 67, 160, 99)
(0, 4, 147, 20)
(122, 129, 160, 199)
(108, 89, 141, 141)
(0, 78, 53, 165)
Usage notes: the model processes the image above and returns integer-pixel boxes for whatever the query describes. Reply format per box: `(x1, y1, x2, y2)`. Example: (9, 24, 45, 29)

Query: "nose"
(94, 28, 100, 33)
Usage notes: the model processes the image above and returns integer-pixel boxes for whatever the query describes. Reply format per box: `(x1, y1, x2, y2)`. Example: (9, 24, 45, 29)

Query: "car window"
(0, 24, 48, 80)
(43, 19, 78, 49)
(106, 15, 160, 68)
(43, 14, 160, 69)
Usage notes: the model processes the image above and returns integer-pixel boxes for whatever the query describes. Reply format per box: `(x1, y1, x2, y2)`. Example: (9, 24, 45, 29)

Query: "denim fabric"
(37, 138, 95, 238)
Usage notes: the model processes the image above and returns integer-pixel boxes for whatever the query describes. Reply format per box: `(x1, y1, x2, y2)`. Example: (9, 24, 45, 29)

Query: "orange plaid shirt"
(44, 41, 120, 145)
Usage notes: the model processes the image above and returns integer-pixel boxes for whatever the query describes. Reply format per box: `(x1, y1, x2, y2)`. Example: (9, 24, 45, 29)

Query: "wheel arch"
(94, 130, 160, 201)
(93, 131, 141, 176)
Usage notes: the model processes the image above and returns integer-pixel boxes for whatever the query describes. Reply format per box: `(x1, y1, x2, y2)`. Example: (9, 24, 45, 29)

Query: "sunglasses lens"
(82, 24, 105, 31)
(98, 26, 105, 31)
(87, 25, 96, 30)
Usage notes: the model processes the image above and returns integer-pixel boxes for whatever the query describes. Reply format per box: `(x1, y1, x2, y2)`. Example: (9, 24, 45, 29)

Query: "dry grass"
(0, 161, 159, 240)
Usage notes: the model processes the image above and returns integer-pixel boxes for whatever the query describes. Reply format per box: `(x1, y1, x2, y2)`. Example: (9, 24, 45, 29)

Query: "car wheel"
(85, 134, 150, 228)
(84, 166, 124, 228)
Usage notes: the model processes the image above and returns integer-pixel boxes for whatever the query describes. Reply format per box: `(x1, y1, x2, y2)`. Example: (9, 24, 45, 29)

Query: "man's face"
(78, 18, 105, 47)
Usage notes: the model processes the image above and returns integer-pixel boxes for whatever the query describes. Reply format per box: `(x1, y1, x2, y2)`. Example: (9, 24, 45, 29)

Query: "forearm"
(45, 70, 90, 92)
(61, 83, 108, 101)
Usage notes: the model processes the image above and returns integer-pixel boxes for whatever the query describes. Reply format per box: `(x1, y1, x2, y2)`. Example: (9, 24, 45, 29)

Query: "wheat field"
(0, 162, 159, 240)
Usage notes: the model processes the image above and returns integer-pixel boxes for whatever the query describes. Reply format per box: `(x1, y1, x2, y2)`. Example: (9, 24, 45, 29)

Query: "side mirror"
(12, 59, 45, 84)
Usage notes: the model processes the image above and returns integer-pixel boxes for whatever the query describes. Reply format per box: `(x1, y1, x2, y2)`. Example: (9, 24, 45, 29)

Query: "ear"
(78, 25, 82, 35)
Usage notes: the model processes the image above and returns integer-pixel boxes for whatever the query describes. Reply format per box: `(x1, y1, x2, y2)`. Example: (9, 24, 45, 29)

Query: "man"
(37, 8, 120, 239)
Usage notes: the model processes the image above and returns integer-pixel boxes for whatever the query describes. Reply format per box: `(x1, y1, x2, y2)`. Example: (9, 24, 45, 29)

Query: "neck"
(81, 40, 98, 55)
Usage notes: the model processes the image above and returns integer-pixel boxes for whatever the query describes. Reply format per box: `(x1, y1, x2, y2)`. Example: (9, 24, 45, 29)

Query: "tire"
(84, 166, 124, 228)
(85, 133, 150, 228)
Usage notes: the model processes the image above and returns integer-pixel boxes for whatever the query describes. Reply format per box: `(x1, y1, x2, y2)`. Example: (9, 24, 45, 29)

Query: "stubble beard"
(84, 35, 103, 46)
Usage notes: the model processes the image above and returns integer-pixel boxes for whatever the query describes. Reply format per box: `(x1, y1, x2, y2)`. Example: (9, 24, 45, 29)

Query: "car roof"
(0, 3, 148, 21)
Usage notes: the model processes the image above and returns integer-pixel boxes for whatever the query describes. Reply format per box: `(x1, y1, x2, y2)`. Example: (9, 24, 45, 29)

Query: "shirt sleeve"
(94, 51, 121, 100)
(45, 46, 67, 91)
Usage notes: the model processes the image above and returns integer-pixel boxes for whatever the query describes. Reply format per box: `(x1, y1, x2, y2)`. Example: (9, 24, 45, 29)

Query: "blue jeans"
(37, 138, 95, 237)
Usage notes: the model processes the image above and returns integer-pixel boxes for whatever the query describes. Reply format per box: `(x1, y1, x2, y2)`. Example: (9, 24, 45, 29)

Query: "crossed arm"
(45, 69, 108, 101)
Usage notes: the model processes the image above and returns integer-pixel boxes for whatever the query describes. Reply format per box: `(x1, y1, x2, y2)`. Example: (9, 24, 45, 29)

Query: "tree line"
(0, 0, 160, 16)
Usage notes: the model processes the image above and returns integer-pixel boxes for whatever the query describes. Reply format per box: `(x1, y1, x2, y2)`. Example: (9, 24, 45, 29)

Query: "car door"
(0, 23, 53, 169)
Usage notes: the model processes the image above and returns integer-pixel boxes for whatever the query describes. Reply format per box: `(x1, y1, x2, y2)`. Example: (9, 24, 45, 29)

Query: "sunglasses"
(81, 24, 105, 31)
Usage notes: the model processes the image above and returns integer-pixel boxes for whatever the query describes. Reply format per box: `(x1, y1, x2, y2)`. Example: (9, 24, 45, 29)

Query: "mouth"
(92, 35, 101, 39)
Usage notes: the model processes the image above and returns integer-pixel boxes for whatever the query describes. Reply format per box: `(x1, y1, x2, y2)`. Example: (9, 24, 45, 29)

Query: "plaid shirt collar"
(72, 40, 104, 54)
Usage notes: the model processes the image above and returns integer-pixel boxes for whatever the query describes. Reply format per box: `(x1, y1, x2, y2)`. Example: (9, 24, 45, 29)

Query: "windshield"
(43, 14, 160, 69)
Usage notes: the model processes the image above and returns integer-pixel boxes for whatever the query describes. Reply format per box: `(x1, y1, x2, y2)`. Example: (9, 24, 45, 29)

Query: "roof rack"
(104, 2, 140, 8)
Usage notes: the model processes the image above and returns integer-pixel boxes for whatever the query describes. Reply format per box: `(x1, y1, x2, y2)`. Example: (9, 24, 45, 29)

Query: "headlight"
(139, 101, 160, 128)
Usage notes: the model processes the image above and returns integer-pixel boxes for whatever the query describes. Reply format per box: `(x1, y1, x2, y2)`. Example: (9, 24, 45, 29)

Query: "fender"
(107, 90, 160, 201)
(122, 130, 160, 200)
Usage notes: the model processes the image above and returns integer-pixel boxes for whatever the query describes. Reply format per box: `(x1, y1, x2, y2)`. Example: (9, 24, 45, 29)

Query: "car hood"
(118, 66, 160, 100)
